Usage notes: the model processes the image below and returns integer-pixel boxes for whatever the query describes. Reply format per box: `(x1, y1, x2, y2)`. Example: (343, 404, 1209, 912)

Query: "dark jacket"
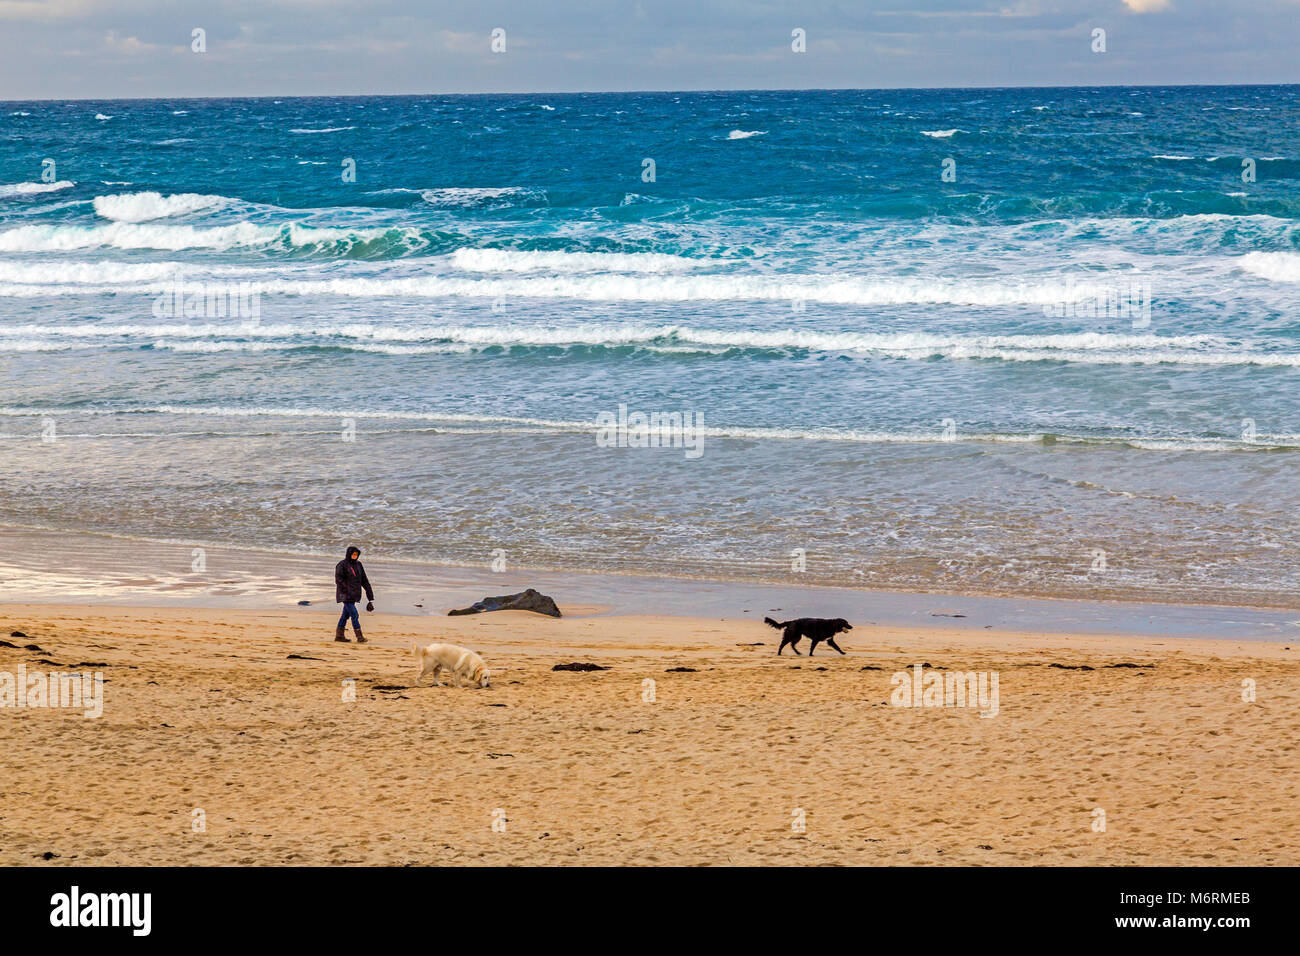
(335, 548, 374, 604)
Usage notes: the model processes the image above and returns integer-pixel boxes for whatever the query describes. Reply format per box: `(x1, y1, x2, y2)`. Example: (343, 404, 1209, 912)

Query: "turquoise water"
(3, 87, 1299, 605)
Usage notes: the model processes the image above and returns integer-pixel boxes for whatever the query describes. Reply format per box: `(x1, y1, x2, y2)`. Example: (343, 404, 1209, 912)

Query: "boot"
(335, 625, 350, 643)
(354, 627, 367, 644)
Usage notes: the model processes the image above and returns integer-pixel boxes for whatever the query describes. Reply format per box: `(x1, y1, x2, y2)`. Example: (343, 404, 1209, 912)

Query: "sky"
(0, 0, 1298, 100)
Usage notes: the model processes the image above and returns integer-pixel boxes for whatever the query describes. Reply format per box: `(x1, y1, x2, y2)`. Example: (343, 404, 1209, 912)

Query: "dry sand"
(2, 602, 1297, 865)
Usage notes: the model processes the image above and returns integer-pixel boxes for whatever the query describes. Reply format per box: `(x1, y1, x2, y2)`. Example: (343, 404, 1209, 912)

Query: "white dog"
(412, 642, 491, 688)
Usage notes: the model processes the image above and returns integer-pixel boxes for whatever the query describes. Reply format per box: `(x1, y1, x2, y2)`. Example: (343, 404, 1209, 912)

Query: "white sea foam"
(448, 248, 704, 273)
(0, 180, 75, 197)
(1239, 251, 1300, 282)
(147, 340, 295, 354)
(727, 130, 766, 139)
(4, 403, 1295, 451)
(250, 272, 1169, 309)
(0, 258, 1232, 308)
(2, 322, 1292, 368)
(1010, 212, 1296, 248)
(0, 261, 234, 286)
(0, 220, 427, 253)
(0, 260, 267, 289)
(418, 186, 541, 206)
(94, 113, 113, 120)
(921, 129, 960, 138)
(0, 221, 275, 252)
(288, 126, 356, 134)
(92, 191, 228, 222)
(0, 340, 68, 351)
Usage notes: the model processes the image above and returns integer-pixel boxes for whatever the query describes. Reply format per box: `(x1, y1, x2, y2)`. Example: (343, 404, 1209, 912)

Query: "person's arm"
(334, 562, 346, 591)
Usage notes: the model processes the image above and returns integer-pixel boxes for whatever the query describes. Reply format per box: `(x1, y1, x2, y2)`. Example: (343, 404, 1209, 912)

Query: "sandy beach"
(3, 601, 1297, 866)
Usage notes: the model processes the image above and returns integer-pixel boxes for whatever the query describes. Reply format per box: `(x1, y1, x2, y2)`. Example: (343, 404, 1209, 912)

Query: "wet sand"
(5, 526, 1298, 638)
(2, 602, 1297, 865)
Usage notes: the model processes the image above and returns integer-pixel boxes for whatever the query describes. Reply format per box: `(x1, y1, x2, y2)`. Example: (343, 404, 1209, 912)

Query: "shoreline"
(5, 525, 1299, 641)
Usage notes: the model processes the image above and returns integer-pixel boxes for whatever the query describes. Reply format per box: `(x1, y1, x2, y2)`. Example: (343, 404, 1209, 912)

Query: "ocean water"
(3, 87, 1299, 607)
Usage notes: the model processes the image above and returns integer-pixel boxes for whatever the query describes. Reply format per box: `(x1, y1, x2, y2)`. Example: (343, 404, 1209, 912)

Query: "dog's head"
(834, 619, 852, 634)
(473, 663, 491, 688)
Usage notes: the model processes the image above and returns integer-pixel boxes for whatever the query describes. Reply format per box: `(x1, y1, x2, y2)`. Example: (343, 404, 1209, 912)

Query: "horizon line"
(3, 80, 1298, 104)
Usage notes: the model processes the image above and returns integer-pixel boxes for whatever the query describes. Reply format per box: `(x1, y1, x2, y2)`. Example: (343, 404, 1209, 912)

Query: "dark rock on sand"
(297, 600, 311, 606)
(665, 667, 697, 672)
(286, 654, 323, 661)
(552, 662, 608, 672)
(449, 588, 561, 618)
(10, 630, 27, 638)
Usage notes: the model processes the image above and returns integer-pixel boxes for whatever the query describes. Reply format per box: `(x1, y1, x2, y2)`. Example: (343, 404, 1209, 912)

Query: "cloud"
(103, 29, 158, 55)
(1122, 0, 1172, 12)
(0, 0, 92, 20)
(1, 0, 1297, 99)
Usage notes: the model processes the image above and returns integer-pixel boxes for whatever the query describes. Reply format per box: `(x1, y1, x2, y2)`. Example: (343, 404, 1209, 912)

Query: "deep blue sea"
(3, 87, 1299, 605)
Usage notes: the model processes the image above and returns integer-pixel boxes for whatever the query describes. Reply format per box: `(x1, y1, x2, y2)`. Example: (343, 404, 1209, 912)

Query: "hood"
(345, 546, 361, 560)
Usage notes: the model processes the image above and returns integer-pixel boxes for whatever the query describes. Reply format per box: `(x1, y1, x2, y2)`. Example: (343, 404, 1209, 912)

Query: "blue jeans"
(337, 602, 360, 630)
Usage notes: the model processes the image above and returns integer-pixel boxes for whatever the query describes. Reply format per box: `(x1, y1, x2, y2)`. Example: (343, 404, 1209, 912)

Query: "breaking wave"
(0, 181, 75, 197)
(92, 191, 231, 222)
(2, 322, 1295, 368)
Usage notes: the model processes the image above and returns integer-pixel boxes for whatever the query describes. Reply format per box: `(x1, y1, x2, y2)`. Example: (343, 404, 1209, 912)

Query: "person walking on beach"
(334, 545, 375, 643)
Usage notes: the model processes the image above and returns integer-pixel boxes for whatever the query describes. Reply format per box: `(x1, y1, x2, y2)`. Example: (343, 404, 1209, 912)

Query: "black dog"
(764, 617, 852, 656)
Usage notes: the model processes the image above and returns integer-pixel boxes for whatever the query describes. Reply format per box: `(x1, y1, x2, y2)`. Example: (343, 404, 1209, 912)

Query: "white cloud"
(103, 29, 158, 55)
(1122, 0, 1173, 13)
(0, 0, 92, 20)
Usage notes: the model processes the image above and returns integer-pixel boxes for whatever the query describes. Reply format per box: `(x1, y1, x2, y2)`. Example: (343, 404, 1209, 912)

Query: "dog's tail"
(763, 617, 785, 629)
(411, 642, 422, 659)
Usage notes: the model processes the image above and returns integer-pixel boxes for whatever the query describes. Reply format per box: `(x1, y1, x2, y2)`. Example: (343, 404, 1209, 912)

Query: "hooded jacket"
(335, 546, 375, 604)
